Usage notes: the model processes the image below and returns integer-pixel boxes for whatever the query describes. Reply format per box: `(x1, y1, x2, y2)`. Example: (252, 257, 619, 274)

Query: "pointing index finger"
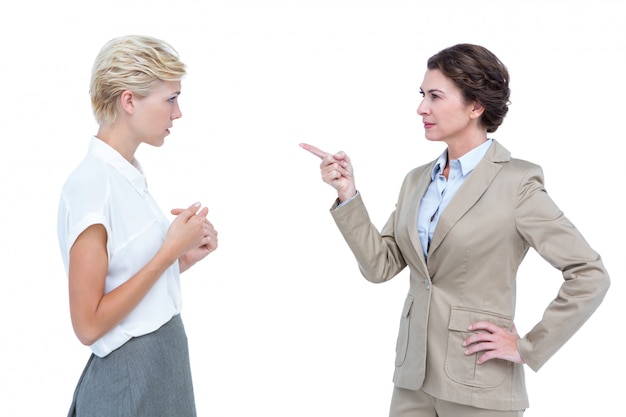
(299, 143, 328, 160)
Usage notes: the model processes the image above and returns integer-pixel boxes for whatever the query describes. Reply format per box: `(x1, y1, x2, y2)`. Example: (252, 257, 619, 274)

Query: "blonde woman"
(57, 35, 218, 417)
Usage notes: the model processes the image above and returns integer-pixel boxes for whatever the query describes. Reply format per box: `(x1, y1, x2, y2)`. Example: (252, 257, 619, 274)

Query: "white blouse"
(57, 137, 182, 357)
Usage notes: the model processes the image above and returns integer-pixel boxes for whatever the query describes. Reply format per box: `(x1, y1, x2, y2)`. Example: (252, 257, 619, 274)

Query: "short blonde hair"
(90, 35, 186, 124)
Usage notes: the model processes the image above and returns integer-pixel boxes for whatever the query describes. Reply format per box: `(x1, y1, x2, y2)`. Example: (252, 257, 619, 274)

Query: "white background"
(1, 0, 623, 415)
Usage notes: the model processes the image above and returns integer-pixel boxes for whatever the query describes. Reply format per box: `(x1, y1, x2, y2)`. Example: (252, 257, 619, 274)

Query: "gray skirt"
(68, 314, 196, 417)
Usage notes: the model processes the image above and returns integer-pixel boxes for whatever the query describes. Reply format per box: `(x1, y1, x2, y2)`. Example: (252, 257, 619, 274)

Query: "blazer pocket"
(395, 294, 414, 367)
(444, 306, 513, 388)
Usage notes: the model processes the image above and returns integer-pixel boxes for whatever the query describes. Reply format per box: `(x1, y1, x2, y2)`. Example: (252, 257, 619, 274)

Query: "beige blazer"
(330, 140, 609, 411)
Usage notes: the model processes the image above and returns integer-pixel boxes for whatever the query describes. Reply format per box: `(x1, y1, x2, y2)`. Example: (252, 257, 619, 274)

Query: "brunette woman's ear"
(470, 101, 485, 119)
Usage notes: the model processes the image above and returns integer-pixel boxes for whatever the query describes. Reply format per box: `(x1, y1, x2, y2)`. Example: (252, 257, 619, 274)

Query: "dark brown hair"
(427, 44, 510, 133)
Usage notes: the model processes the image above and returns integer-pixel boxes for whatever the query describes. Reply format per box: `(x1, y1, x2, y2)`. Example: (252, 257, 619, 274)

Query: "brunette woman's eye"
(419, 90, 425, 98)
(168, 97, 176, 103)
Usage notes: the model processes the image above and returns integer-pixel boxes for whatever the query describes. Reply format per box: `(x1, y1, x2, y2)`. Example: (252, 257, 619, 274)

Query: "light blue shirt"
(417, 139, 493, 259)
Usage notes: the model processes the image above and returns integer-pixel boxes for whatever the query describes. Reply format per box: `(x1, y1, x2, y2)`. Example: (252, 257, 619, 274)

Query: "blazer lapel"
(404, 161, 437, 271)
(428, 140, 510, 258)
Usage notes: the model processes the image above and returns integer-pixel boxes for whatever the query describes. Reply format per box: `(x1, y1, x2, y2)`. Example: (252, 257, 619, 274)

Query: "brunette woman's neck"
(446, 132, 488, 161)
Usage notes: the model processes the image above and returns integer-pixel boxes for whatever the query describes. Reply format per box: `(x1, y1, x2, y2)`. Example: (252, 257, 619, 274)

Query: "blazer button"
(424, 279, 431, 290)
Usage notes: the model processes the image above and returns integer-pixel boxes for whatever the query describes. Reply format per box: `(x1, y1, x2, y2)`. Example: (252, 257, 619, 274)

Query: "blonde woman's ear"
(119, 90, 136, 114)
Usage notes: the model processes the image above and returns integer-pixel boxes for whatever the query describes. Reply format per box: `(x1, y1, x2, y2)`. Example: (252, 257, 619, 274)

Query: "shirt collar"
(430, 138, 493, 180)
(88, 136, 147, 194)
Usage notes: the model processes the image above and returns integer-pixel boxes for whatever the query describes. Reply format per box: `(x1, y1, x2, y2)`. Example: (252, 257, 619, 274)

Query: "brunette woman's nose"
(417, 99, 428, 116)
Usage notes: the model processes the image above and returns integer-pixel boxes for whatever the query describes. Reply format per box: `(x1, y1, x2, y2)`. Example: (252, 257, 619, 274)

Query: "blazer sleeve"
(330, 193, 407, 283)
(514, 164, 610, 371)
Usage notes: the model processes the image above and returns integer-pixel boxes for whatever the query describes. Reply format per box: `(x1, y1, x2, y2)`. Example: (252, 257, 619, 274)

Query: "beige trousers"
(389, 386, 525, 417)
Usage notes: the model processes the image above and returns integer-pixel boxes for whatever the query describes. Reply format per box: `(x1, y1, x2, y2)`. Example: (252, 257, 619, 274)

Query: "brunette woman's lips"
(423, 122, 435, 129)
